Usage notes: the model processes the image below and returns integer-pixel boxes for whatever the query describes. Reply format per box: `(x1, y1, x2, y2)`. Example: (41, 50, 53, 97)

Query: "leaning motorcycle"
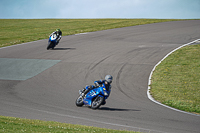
(75, 84, 110, 109)
(47, 33, 58, 50)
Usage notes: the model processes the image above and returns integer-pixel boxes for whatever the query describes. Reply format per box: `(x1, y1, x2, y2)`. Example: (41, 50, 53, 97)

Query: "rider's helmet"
(105, 75, 113, 83)
(56, 29, 61, 33)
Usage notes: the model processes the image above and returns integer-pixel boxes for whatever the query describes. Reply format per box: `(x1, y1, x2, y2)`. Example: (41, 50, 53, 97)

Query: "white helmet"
(105, 75, 113, 83)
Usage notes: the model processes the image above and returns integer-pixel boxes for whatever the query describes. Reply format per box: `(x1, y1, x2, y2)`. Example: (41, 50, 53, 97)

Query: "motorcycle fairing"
(49, 33, 57, 47)
(83, 86, 109, 106)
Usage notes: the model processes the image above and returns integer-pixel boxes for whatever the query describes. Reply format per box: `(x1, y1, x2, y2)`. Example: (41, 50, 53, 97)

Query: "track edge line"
(147, 39, 200, 117)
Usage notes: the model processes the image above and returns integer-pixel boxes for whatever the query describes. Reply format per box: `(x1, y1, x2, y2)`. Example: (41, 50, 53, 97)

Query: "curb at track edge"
(147, 39, 200, 116)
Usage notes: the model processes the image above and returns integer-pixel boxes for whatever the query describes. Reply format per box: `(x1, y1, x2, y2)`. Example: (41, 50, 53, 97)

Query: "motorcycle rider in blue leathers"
(80, 75, 113, 99)
(49, 29, 62, 45)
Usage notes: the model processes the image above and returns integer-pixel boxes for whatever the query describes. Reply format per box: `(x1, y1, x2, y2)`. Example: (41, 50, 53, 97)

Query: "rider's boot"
(55, 39, 59, 45)
(79, 85, 92, 95)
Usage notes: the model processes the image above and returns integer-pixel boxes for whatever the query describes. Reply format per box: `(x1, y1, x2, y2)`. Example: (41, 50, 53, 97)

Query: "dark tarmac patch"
(0, 58, 60, 80)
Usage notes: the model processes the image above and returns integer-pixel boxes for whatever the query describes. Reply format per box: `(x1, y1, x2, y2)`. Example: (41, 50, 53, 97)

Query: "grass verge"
(0, 116, 138, 133)
(150, 44, 200, 114)
(1, 19, 196, 132)
(0, 19, 181, 48)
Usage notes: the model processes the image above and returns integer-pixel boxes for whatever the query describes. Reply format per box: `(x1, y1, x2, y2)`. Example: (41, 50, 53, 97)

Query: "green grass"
(150, 44, 200, 114)
(0, 116, 138, 133)
(0, 19, 181, 47)
(1, 18, 196, 132)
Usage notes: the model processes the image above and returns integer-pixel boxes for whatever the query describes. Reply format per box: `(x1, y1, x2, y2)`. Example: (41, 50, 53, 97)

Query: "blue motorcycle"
(76, 84, 110, 109)
(47, 33, 58, 50)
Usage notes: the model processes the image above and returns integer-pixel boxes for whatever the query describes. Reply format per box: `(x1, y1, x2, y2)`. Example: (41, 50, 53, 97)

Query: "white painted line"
(75, 33, 88, 35)
(147, 39, 200, 116)
(0, 39, 45, 50)
(4, 100, 166, 133)
(0, 33, 88, 50)
(31, 108, 166, 133)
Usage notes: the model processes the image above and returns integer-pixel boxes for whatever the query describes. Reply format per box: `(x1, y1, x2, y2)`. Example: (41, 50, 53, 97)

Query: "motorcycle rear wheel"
(75, 95, 84, 107)
(91, 96, 105, 109)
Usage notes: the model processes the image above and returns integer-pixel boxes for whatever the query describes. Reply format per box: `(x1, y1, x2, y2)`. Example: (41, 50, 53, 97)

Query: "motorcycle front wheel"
(47, 42, 55, 50)
(91, 96, 105, 109)
(75, 95, 84, 107)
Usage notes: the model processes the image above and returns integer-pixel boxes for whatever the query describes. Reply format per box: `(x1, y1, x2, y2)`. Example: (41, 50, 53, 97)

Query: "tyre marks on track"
(84, 55, 111, 80)
(116, 63, 134, 100)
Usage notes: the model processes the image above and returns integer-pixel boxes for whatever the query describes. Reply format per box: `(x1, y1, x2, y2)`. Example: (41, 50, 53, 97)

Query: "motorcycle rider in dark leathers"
(80, 75, 113, 98)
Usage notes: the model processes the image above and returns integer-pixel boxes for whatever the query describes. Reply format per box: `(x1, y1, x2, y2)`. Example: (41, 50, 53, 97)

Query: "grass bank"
(0, 19, 181, 48)
(150, 44, 200, 114)
(1, 19, 195, 132)
(0, 116, 138, 133)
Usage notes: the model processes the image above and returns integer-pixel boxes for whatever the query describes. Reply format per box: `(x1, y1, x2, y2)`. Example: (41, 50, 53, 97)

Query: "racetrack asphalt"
(0, 20, 200, 133)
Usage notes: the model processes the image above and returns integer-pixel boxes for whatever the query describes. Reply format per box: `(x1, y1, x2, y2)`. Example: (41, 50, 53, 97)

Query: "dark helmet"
(105, 75, 113, 83)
